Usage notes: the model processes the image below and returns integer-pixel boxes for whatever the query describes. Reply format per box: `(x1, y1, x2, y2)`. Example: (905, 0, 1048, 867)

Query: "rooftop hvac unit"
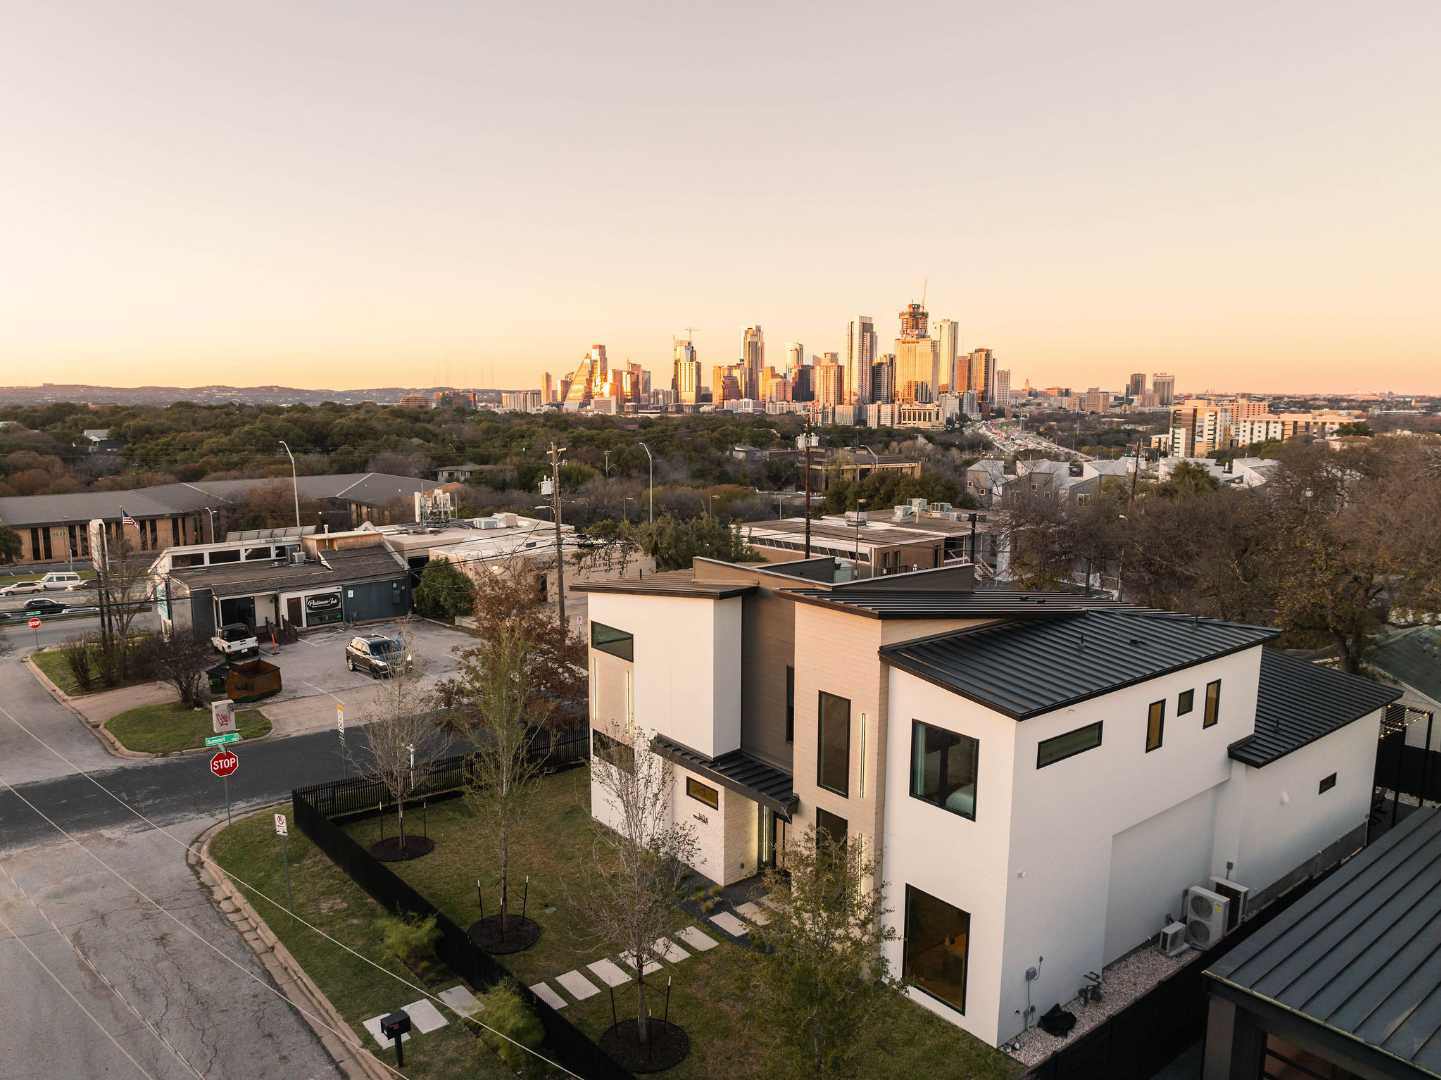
(475, 516, 503, 529)
(1211, 879, 1250, 933)
(909, 497, 928, 510)
(1183, 886, 1231, 950)
(1158, 921, 1189, 958)
(289, 552, 306, 566)
(892, 505, 916, 521)
(930, 502, 953, 512)
(845, 510, 868, 525)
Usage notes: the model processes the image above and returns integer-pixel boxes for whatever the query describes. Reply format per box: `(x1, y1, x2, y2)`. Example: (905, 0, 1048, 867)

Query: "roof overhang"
(649, 734, 797, 819)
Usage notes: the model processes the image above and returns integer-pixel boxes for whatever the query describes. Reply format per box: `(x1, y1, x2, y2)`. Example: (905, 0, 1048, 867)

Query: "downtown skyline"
(3, 1, 1439, 395)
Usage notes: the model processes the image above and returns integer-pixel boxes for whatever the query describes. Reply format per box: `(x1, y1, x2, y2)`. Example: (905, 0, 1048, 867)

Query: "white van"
(39, 572, 84, 590)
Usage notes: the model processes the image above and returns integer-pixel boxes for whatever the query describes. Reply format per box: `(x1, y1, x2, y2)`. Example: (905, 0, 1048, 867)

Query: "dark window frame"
(817, 691, 851, 797)
(1037, 721, 1104, 769)
(902, 884, 970, 1015)
(686, 776, 719, 809)
(590, 621, 634, 662)
(1146, 700, 1165, 752)
(1203, 680, 1222, 728)
(1319, 772, 1337, 794)
(785, 665, 795, 743)
(592, 729, 635, 774)
(815, 807, 848, 852)
(1178, 689, 1195, 716)
(909, 720, 979, 821)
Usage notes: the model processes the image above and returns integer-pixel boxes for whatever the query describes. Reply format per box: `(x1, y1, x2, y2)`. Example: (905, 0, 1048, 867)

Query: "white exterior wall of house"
(665, 765, 760, 887)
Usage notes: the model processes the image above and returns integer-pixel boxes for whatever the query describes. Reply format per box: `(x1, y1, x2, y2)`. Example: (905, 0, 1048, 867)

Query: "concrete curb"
(192, 812, 393, 1080)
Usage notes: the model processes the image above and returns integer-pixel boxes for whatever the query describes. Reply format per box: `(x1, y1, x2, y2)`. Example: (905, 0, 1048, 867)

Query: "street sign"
(336, 702, 345, 731)
(274, 813, 288, 837)
(211, 698, 236, 734)
(204, 732, 241, 747)
(27, 617, 41, 630)
(209, 749, 240, 777)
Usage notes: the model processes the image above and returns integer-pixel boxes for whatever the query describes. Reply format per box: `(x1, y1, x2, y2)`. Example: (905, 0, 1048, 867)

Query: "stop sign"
(28, 617, 41, 630)
(209, 750, 239, 778)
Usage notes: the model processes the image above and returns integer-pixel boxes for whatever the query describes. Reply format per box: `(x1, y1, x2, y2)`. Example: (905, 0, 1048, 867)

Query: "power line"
(0, 703, 581, 1079)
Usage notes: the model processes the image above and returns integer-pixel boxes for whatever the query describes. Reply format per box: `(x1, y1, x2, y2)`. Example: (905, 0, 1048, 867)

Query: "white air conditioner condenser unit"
(1212, 878, 1250, 933)
(1158, 921, 1188, 958)
(1183, 886, 1230, 950)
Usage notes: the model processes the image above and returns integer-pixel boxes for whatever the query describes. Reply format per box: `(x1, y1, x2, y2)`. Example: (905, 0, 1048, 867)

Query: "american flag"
(121, 508, 138, 529)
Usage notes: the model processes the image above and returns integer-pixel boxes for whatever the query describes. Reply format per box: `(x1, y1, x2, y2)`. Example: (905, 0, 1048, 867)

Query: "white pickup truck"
(211, 623, 259, 659)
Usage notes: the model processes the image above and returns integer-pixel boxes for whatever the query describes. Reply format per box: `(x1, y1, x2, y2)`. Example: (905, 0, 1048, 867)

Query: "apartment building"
(579, 558, 1400, 1049)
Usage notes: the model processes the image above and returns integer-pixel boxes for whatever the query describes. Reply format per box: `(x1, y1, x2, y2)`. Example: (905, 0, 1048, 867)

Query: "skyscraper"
(741, 326, 764, 399)
(846, 316, 877, 405)
(784, 341, 804, 375)
(870, 355, 896, 404)
(1127, 372, 1147, 399)
(672, 337, 701, 407)
(542, 371, 554, 404)
(814, 358, 844, 407)
(561, 344, 609, 409)
(968, 348, 996, 405)
(935, 319, 959, 393)
(894, 302, 939, 403)
(1152, 373, 1176, 406)
(995, 368, 1012, 407)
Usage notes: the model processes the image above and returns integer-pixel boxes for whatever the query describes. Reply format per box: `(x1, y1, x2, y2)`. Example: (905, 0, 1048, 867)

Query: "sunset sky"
(3, 2, 1438, 394)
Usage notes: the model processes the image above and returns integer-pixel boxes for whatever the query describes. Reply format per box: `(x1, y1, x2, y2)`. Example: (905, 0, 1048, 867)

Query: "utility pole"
(603, 450, 611, 478)
(546, 442, 567, 633)
(802, 419, 814, 558)
(1128, 440, 1141, 505)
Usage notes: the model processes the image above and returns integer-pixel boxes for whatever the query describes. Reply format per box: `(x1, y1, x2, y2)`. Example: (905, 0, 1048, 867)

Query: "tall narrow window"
(1203, 680, 1222, 728)
(1146, 700, 1165, 752)
(910, 720, 979, 820)
(625, 669, 634, 727)
(785, 665, 795, 743)
(858, 713, 868, 799)
(903, 886, 970, 1014)
(817, 692, 851, 796)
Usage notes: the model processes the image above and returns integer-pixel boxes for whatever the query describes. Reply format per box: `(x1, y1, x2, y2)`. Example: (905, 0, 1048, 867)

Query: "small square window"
(1146, 700, 1165, 752)
(686, 777, 719, 809)
(1178, 689, 1194, 715)
(1319, 773, 1337, 794)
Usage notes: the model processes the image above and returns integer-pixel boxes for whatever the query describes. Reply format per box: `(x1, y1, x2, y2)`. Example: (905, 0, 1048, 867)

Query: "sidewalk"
(66, 680, 176, 730)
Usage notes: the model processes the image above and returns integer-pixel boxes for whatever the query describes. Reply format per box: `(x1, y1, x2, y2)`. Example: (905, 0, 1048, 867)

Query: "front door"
(759, 808, 788, 872)
(286, 596, 302, 627)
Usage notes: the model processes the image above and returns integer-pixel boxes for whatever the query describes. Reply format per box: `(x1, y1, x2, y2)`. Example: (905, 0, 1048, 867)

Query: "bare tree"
(348, 625, 448, 857)
(159, 632, 214, 709)
(96, 531, 154, 677)
(587, 729, 698, 1047)
(449, 622, 550, 945)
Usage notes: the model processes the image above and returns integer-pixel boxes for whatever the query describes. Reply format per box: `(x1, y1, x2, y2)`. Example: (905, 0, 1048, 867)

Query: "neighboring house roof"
(573, 570, 755, 600)
(168, 545, 407, 599)
(649, 733, 796, 818)
(968, 459, 1008, 481)
(1228, 650, 1401, 768)
(881, 610, 1276, 719)
(0, 473, 431, 527)
(1206, 808, 1441, 1078)
(785, 589, 1125, 620)
(1369, 627, 1441, 706)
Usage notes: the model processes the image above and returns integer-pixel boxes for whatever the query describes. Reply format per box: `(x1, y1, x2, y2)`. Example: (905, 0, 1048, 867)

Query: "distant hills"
(0, 383, 504, 406)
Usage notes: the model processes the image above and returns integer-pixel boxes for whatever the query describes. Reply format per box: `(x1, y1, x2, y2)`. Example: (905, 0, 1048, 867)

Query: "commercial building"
(894, 303, 939, 403)
(580, 558, 1400, 1051)
(800, 451, 924, 494)
(847, 317, 877, 405)
(935, 319, 960, 393)
(813, 359, 845, 408)
(672, 338, 702, 407)
(742, 325, 765, 400)
(968, 348, 996, 405)
(1152, 373, 1176, 406)
(1127, 372, 1147, 399)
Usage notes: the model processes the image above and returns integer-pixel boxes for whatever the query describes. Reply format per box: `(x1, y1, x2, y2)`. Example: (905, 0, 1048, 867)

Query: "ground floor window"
(685, 776, 719, 809)
(814, 807, 848, 852)
(903, 885, 971, 1014)
(592, 729, 634, 773)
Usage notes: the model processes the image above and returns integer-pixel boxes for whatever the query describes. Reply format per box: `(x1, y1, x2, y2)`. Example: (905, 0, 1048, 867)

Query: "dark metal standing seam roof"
(1206, 808, 1441, 1078)
(1228, 650, 1402, 768)
(880, 609, 1276, 719)
(648, 734, 797, 818)
(169, 546, 407, 599)
(785, 589, 1126, 620)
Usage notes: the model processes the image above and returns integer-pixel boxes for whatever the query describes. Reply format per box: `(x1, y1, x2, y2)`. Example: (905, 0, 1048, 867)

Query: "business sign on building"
(302, 590, 344, 626)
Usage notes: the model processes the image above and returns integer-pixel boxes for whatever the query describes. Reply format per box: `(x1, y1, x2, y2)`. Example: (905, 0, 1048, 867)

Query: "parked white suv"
(0, 572, 84, 595)
(0, 579, 46, 596)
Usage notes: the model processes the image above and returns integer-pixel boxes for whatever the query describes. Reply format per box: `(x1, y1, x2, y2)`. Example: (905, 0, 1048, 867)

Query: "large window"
(1146, 700, 1165, 752)
(1203, 680, 1222, 728)
(1037, 722, 1103, 769)
(815, 807, 848, 852)
(591, 621, 633, 661)
(903, 886, 970, 1014)
(817, 692, 851, 796)
(686, 777, 719, 809)
(785, 665, 795, 743)
(592, 729, 634, 773)
(910, 721, 979, 820)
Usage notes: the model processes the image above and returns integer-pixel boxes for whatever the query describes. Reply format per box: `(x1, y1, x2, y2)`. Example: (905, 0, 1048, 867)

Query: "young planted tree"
(159, 632, 215, 709)
(587, 729, 697, 1058)
(447, 622, 551, 950)
(747, 827, 903, 1080)
(96, 532, 154, 678)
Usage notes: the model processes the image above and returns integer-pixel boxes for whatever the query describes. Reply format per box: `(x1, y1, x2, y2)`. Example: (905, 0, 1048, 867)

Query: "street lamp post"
(277, 441, 301, 530)
(203, 507, 218, 544)
(637, 442, 654, 525)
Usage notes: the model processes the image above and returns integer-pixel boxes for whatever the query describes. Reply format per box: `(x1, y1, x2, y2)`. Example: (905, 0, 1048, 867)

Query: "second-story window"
(591, 621, 633, 661)
(910, 720, 979, 820)
(1178, 689, 1195, 715)
(1146, 700, 1165, 752)
(1203, 680, 1222, 728)
(817, 691, 851, 796)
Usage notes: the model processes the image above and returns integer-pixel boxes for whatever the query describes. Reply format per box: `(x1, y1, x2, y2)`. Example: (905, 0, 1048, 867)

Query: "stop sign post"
(28, 616, 41, 649)
(210, 749, 239, 825)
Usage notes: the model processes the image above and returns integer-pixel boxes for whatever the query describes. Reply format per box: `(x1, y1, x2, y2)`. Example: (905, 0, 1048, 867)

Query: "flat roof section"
(1229, 649, 1402, 768)
(169, 545, 406, 598)
(572, 570, 755, 600)
(1206, 808, 1441, 1078)
(788, 589, 1126, 620)
(881, 609, 1276, 719)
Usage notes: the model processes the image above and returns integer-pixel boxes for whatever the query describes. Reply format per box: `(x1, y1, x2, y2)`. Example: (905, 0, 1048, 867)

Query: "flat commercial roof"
(742, 518, 947, 546)
(881, 609, 1276, 719)
(169, 545, 406, 598)
(787, 589, 1123, 620)
(1229, 650, 1402, 768)
(1206, 808, 1441, 1078)
(573, 570, 755, 600)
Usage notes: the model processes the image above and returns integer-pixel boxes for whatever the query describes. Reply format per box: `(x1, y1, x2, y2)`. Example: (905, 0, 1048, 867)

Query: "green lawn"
(31, 645, 153, 697)
(105, 702, 271, 753)
(341, 769, 1020, 1080)
(210, 810, 514, 1080)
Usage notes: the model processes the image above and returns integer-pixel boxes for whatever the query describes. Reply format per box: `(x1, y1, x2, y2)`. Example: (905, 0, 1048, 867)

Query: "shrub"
(61, 637, 96, 693)
(476, 983, 545, 1071)
(414, 560, 476, 621)
(377, 913, 440, 970)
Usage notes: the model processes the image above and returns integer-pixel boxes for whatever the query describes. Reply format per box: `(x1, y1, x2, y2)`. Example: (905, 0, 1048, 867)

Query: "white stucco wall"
(586, 592, 742, 757)
(881, 669, 1018, 1046)
(670, 765, 757, 886)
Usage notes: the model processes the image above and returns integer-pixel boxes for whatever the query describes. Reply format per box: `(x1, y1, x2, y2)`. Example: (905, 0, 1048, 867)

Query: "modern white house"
(576, 558, 1400, 1050)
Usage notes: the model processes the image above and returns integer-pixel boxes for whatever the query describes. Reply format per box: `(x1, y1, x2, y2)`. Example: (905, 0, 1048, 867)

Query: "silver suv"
(345, 634, 412, 678)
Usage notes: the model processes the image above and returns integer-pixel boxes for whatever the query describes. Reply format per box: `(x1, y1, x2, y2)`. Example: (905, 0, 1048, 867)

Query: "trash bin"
(225, 658, 283, 703)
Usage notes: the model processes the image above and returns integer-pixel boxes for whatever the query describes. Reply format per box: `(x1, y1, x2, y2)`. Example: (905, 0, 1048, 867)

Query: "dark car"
(23, 598, 67, 616)
(345, 634, 412, 678)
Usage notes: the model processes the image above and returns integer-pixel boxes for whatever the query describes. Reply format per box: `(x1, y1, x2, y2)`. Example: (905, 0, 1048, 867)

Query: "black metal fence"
(291, 727, 630, 1080)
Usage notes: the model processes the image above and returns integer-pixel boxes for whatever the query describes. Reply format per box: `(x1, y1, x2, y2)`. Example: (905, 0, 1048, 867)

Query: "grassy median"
(105, 702, 271, 753)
